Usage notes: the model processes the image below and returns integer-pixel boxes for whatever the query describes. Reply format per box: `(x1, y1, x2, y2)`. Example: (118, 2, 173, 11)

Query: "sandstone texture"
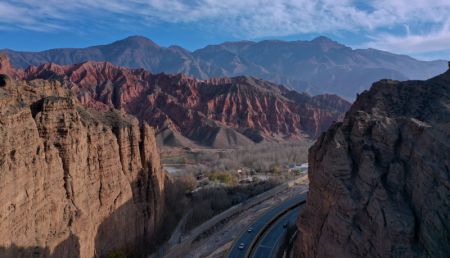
(294, 65, 450, 257)
(0, 73, 164, 258)
(0, 55, 350, 148)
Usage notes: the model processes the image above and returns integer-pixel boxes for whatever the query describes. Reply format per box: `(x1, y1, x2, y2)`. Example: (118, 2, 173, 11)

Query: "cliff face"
(1, 58, 350, 148)
(0, 76, 164, 258)
(295, 65, 450, 257)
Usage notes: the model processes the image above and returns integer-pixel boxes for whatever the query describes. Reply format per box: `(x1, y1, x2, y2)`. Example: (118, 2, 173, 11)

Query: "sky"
(0, 0, 449, 60)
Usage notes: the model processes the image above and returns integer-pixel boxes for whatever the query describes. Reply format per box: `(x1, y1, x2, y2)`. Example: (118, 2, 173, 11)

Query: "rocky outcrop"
(294, 64, 450, 257)
(0, 57, 350, 148)
(0, 53, 20, 79)
(0, 77, 164, 258)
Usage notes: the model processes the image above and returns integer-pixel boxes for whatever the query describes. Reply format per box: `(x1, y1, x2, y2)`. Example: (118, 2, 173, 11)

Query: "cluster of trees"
(157, 140, 312, 246)
(161, 173, 281, 233)
(194, 140, 312, 173)
(185, 179, 280, 230)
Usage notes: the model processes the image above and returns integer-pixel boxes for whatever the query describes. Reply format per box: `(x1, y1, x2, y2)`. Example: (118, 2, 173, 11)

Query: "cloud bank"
(1, 0, 449, 57)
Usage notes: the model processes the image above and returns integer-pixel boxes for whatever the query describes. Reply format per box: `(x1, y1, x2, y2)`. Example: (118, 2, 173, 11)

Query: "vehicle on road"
(226, 194, 307, 258)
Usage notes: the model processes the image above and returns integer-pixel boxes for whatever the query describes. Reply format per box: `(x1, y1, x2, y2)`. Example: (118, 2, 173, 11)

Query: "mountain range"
(0, 54, 350, 148)
(2, 36, 447, 99)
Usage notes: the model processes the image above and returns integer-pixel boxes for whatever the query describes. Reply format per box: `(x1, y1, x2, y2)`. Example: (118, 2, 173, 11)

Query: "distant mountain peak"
(123, 35, 152, 42)
(222, 40, 255, 46)
(311, 36, 333, 42)
(114, 35, 160, 48)
(311, 36, 346, 50)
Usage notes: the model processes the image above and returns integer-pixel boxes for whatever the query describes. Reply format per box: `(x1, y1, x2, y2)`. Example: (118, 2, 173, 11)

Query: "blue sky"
(0, 0, 449, 60)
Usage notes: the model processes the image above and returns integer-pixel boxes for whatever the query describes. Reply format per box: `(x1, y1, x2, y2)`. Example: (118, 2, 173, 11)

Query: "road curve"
(250, 206, 302, 258)
(226, 193, 307, 258)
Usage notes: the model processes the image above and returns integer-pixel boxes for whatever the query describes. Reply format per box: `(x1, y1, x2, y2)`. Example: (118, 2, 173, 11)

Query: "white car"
(238, 243, 245, 250)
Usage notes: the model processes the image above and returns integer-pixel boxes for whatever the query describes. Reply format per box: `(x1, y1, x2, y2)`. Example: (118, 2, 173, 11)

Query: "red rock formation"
(294, 64, 450, 257)
(0, 54, 21, 79)
(1, 58, 350, 148)
(0, 77, 164, 258)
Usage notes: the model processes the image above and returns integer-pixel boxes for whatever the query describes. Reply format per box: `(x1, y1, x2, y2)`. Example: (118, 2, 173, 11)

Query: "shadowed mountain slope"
(2, 36, 447, 99)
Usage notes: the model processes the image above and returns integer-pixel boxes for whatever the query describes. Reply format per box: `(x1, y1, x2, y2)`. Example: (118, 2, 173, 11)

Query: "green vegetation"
(270, 163, 282, 175)
(161, 155, 186, 164)
(208, 171, 237, 185)
(107, 250, 127, 258)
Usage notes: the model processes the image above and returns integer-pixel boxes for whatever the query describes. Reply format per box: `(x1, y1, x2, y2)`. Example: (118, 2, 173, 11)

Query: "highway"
(250, 207, 302, 258)
(161, 177, 308, 258)
(226, 193, 306, 258)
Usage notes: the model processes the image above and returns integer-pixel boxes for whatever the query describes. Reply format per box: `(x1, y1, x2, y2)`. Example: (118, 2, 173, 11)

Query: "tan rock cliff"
(0, 77, 164, 258)
(294, 65, 450, 257)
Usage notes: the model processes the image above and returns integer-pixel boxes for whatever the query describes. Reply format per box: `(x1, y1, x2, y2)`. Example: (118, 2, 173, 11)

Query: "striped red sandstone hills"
(0, 53, 351, 148)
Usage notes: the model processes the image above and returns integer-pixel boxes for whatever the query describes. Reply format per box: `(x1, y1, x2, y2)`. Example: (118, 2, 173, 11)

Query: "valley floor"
(158, 176, 309, 258)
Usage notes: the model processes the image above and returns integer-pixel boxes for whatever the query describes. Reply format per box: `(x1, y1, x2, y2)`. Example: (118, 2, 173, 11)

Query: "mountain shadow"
(0, 233, 80, 258)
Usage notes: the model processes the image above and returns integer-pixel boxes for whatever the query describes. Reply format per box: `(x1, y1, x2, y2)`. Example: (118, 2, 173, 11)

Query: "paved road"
(251, 206, 302, 258)
(161, 177, 307, 258)
(227, 193, 307, 258)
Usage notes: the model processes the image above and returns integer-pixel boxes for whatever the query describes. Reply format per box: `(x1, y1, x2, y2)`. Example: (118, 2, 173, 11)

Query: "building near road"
(288, 163, 308, 173)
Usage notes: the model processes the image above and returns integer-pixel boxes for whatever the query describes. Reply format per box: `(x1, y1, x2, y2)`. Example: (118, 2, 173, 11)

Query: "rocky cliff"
(0, 55, 350, 148)
(0, 74, 164, 258)
(294, 64, 450, 257)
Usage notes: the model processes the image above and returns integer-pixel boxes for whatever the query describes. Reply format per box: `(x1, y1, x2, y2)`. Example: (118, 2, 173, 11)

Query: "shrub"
(208, 172, 237, 185)
(107, 250, 127, 258)
(178, 174, 198, 192)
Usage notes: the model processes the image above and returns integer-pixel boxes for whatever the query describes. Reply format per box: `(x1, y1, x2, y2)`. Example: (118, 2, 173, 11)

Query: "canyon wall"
(0, 75, 164, 258)
(295, 65, 450, 257)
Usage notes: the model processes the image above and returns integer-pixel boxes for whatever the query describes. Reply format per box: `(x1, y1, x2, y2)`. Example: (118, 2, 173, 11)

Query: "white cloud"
(360, 19, 450, 59)
(365, 27, 450, 53)
(0, 1, 448, 33)
(0, 0, 449, 57)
